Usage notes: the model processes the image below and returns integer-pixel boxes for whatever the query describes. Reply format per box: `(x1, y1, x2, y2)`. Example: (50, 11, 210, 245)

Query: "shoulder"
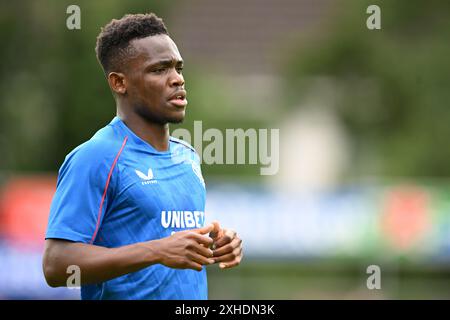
(62, 127, 128, 173)
(169, 136, 202, 165)
(170, 136, 197, 154)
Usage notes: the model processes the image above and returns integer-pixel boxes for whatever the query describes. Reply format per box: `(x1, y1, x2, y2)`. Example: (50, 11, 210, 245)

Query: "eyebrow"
(146, 59, 183, 69)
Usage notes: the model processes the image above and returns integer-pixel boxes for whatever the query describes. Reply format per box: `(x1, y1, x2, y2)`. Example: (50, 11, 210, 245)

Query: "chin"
(167, 111, 186, 124)
(169, 117, 185, 124)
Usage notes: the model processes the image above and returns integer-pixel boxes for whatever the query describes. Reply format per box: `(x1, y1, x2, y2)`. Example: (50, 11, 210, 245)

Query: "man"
(42, 13, 243, 300)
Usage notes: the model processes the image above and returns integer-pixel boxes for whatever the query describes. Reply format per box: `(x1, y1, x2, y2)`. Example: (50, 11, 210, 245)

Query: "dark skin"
(110, 34, 187, 151)
(43, 34, 243, 287)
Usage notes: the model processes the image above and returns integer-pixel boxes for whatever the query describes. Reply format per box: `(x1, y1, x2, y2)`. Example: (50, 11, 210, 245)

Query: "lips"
(168, 90, 186, 101)
(168, 90, 187, 108)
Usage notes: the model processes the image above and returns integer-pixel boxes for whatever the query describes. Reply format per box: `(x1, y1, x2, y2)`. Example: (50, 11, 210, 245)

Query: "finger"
(186, 261, 203, 272)
(213, 237, 241, 257)
(192, 223, 214, 235)
(219, 252, 243, 269)
(213, 246, 242, 263)
(209, 221, 222, 239)
(187, 251, 215, 266)
(215, 229, 237, 248)
(190, 232, 214, 247)
(192, 242, 214, 258)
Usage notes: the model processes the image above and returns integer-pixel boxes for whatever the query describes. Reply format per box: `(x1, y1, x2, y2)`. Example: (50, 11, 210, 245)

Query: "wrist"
(141, 239, 163, 265)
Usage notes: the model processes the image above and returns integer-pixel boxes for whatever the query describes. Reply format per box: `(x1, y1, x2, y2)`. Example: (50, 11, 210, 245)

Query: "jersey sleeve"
(45, 141, 119, 244)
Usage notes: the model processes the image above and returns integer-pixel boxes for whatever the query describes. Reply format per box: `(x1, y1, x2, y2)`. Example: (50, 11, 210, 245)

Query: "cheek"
(142, 78, 166, 99)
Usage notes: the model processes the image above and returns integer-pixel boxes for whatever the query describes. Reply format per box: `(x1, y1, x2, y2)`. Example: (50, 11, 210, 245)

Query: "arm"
(43, 224, 215, 287)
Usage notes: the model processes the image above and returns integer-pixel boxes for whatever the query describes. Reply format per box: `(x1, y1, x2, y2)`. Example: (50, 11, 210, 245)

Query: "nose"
(169, 69, 184, 87)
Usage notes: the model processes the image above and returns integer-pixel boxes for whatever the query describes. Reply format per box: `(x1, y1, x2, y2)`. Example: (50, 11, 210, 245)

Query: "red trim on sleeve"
(89, 136, 128, 244)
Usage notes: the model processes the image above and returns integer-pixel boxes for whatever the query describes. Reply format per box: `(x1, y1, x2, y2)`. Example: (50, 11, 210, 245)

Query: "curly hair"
(95, 13, 169, 73)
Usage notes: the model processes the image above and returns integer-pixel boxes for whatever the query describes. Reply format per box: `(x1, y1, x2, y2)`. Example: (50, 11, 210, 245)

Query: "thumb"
(192, 223, 214, 235)
(209, 221, 222, 239)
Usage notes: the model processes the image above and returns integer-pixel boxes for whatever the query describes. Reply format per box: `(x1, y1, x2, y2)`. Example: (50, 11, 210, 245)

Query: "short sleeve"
(45, 141, 118, 244)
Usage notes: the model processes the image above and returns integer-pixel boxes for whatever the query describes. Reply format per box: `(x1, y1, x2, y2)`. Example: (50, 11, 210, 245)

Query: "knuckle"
(186, 231, 196, 239)
(205, 249, 213, 257)
(180, 260, 189, 268)
(179, 230, 190, 238)
(185, 240, 195, 250)
(184, 231, 194, 238)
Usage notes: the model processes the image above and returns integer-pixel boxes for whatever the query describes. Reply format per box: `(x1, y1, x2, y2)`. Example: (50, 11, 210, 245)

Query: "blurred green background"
(1, 0, 450, 299)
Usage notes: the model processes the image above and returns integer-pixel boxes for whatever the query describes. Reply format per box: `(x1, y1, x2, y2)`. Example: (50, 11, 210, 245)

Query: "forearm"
(43, 239, 160, 287)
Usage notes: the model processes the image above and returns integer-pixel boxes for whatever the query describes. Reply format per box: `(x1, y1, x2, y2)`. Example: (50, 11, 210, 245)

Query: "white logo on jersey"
(161, 211, 205, 229)
(135, 168, 157, 184)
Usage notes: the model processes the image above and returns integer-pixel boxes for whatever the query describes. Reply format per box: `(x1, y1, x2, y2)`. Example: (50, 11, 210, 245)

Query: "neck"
(117, 108, 170, 152)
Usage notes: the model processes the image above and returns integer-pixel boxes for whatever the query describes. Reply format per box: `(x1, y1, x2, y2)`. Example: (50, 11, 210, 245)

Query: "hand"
(152, 224, 215, 271)
(210, 222, 243, 269)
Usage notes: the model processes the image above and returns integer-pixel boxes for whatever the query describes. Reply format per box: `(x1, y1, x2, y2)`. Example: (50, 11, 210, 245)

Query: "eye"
(176, 66, 184, 73)
(153, 67, 167, 74)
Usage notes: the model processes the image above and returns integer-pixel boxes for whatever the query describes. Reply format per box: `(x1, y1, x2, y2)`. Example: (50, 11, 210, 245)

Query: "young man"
(43, 13, 243, 300)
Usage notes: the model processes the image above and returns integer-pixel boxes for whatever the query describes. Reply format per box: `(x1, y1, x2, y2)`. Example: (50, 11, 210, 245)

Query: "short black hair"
(95, 13, 169, 73)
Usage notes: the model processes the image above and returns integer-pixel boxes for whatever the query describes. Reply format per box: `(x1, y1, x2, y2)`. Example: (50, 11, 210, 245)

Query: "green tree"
(284, 0, 450, 178)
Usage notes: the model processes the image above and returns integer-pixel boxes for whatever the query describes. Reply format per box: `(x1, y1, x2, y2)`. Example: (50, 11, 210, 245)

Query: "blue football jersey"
(46, 116, 208, 300)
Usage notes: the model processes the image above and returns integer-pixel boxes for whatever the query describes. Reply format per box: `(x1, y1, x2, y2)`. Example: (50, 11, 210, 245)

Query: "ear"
(108, 72, 127, 95)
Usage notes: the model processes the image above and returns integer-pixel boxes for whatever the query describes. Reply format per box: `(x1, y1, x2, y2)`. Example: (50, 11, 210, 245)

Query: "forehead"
(129, 34, 182, 63)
